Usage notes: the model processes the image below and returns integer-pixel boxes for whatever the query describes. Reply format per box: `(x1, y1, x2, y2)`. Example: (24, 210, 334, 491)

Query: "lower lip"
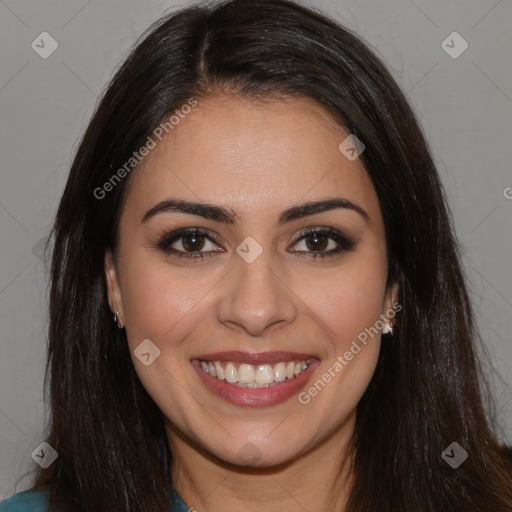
(191, 359, 320, 407)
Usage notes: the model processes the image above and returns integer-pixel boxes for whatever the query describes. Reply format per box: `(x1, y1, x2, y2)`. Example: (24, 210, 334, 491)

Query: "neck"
(167, 411, 355, 512)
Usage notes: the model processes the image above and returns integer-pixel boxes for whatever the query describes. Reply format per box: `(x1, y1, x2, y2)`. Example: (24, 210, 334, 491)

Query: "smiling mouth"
(190, 350, 320, 407)
(197, 359, 312, 388)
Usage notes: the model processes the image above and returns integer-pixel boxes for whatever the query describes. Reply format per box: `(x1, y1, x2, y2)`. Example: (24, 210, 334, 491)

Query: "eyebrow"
(141, 198, 370, 225)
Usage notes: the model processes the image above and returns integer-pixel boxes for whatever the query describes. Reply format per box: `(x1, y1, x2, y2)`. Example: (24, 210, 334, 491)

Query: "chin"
(204, 435, 307, 470)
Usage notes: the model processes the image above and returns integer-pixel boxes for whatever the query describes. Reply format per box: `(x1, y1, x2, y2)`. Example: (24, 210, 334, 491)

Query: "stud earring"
(113, 311, 124, 329)
(383, 320, 394, 336)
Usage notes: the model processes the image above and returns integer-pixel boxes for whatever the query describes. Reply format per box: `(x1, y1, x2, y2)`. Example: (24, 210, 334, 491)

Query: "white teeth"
(274, 362, 287, 382)
(199, 359, 311, 386)
(238, 363, 255, 384)
(225, 362, 237, 383)
(255, 365, 274, 385)
(214, 361, 225, 380)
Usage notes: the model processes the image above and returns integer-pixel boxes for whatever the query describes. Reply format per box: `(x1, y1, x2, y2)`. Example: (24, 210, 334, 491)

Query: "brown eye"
(291, 227, 355, 258)
(181, 232, 206, 252)
(303, 232, 329, 252)
(157, 228, 223, 259)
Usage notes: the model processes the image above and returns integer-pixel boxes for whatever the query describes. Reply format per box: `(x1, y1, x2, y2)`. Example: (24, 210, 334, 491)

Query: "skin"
(105, 94, 398, 512)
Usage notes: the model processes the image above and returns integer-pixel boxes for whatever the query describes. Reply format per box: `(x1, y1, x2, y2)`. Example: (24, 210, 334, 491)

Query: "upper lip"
(192, 351, 318, 365)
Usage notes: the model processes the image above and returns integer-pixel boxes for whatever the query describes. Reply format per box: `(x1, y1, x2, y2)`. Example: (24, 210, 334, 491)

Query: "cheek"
(118, 258, 204, 424)
(119, 255, 209, 347)
(295, 267, 385, 435)
(292, 245, 387, 415)
(300, 250, 388, 350)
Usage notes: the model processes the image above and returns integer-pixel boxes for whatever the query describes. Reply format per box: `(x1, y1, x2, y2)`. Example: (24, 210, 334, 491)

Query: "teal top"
(0, 488, 189, 511)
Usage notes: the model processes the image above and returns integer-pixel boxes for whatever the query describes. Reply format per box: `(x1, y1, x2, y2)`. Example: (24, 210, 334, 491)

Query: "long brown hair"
(34, 0, 512, 510)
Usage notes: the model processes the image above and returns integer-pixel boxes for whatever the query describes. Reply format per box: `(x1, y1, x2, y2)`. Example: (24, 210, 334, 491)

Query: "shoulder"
(0, 490, 49, 512)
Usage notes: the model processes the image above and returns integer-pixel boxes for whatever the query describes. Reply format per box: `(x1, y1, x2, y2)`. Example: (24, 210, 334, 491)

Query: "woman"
(1, 0, 511, 510)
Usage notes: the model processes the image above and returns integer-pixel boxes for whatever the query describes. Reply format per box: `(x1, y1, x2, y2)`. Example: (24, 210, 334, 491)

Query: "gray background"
(1, 0, 511, 500)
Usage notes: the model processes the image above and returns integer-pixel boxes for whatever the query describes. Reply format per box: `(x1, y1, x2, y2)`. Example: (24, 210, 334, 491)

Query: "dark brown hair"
(33, 0, 512, 510)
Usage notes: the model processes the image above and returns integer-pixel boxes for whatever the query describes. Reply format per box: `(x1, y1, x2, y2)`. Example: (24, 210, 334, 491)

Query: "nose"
(216, 249, 298, 337)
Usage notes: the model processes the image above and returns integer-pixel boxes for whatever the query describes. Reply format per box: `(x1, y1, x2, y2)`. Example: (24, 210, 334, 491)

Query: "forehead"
(123, 95, 380, 224)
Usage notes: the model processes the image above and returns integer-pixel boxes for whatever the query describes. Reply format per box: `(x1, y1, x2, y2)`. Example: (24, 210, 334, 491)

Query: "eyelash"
(155, 227, 355, 261)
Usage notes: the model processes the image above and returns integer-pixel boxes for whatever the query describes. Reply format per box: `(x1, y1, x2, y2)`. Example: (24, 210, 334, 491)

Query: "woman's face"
(105, 95, 396, 467)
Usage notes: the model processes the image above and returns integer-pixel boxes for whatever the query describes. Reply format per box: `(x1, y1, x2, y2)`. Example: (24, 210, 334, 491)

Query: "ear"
(104, 250, 125, 325)
(383, 282, 400, 319)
